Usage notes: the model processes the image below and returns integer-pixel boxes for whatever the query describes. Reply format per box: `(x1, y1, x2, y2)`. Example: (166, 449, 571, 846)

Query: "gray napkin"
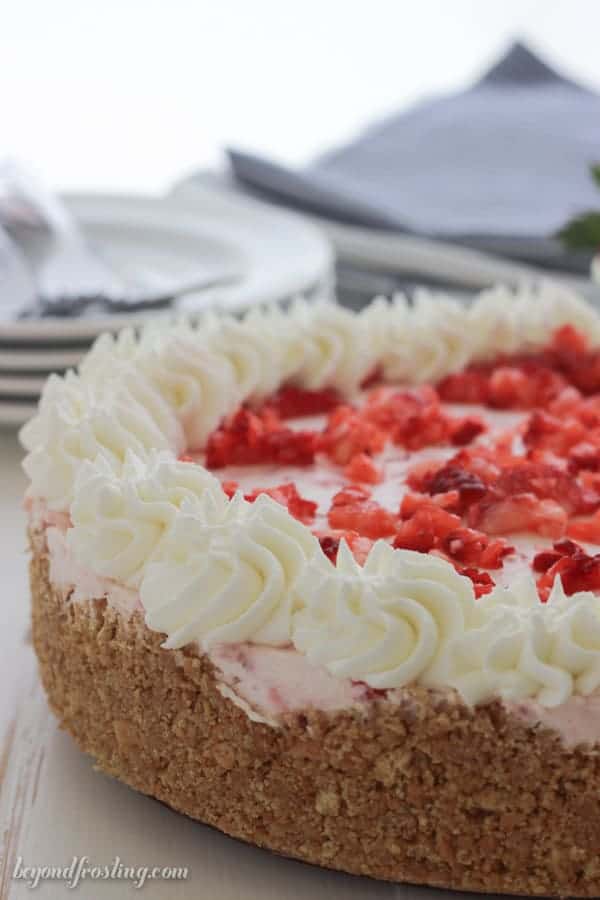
(228, 42, 600, 272)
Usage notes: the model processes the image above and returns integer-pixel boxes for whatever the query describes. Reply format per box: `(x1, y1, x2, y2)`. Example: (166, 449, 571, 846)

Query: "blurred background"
(3, 0, 600, 193)
(2, 0, 600, 426)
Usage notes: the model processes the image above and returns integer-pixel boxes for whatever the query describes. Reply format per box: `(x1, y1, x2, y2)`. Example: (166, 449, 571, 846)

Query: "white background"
(2, 0, 600, 195)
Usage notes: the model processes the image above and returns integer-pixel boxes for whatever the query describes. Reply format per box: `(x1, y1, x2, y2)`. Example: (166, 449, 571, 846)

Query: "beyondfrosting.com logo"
(12, 855, 189, 890)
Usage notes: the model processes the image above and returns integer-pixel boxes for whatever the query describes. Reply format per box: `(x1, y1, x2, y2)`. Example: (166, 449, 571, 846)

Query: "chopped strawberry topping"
(244, 482, 317, 524)
(554, 537, 585, 555)
(205, 408, 317, 468)
(193, 324, 600, 592)
(442, 528, 513, 568)
(557, 350, 600, 396)
(567, 510, 600, 542)
(343, 533, 374, 565)
(532, 550, 563, 573)
(316, 531, 373, 565)
(438, 370, 490, 404)
(360, 367, 382, 390)
(328, 486, 397, 539)
(455, 566, 495, 597)
(344, 452, 382, 484)
(318, 405, 386, 465)
(331, 485, 372, 507)
(318, 535, 340, 563)
(393, 501, 458, 552)
(553, 323, 588, 355)
(265, 385, 341, 418)
(406, 458, 446, 493)
(398, 494, 451, 535)
(221, 480, 239, 498)
(488, 367, 533, 408)
(523, 410, 587, 456)
(437, 326, 599, 409)
(329, 503, 396, 540)
(537, 549, 600, 599)
(468, 492, 567, 539)
(394, 496, 512, 567)
(495, 462, 594, 515)
(568, 442, 600, 473)
(493, 366, 567, 409)
(449, 416, 486, 446)
(363, 385, 486, 450)
(425, 464, 487, 513)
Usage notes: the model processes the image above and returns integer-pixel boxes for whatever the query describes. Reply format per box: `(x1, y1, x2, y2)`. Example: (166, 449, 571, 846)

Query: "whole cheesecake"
(23, 286, 600, 897)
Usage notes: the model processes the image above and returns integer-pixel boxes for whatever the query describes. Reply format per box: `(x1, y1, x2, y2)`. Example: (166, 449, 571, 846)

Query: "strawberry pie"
(23, 286, 600, 897)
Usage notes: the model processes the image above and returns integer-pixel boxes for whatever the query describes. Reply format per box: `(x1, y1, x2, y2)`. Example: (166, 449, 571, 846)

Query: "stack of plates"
(0, 189, 333, 427)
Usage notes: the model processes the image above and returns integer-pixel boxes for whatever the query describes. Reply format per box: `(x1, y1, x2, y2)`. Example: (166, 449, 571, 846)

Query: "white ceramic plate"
(0, 189, 333, 344)
(0, 399, 37, 426)
(0, 373, 46, 396)
(0, 346, 84, 372)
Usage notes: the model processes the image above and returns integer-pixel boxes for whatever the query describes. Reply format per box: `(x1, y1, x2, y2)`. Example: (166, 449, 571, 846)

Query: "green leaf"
(592, 163, 600, 190)
(557, 211, 600, 250)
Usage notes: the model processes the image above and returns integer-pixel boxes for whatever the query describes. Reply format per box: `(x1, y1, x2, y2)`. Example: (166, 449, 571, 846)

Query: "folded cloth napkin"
(228, 42, 600, 273)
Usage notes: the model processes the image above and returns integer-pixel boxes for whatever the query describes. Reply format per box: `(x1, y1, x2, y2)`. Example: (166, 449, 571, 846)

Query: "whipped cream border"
(20, 283, 600, 710)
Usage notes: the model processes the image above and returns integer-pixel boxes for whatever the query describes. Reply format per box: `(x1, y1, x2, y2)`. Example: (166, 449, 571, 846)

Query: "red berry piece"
(437, 370, 490, 404)
(329, 486, 396, 539)
(221, 480, 239, 498)
(205, 408, 317, 468)
(468, 492, 567, 539)
(449, 416, 486, 446)
(318, 535, 340, 563)
(319, 405, 386, 465)
(455, 566, 495, 597)
(344, 453, 381, 485)
(267, 385, 341, 418)
(426, 464, 487, 513)
(532, 550, 562, 573)
(537, 551, 600, 598)
(244, 482, 317, 525)
(567, 510, 600, 543)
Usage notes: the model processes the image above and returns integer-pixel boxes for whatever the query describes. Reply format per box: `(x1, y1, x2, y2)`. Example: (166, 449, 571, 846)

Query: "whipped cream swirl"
(289, 299, 377, 394)
(364, 292, 473, 384)
(293, 541, 475, 688)
(141, 494, 319, 648)
(447, 575, 600, 707)
(67, 451, 227, 586)
(21, 369, 184, 510)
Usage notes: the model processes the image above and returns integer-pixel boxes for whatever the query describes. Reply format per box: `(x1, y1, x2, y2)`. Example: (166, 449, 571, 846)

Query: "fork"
(0, 162, 242, 315)
(0, 224, 38, 322)
(0, 161, 137, 314)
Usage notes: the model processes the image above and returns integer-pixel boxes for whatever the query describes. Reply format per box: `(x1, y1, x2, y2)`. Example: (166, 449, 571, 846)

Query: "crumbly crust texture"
(31, 541, 600, 898)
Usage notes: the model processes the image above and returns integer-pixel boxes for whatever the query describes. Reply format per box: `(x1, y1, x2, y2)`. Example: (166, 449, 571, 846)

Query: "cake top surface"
(21, 284, 600, 709)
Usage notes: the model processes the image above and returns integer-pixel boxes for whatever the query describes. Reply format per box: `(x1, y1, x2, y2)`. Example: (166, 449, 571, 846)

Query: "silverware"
(0, 225, 38, 322)
(0, 162, 242, 315)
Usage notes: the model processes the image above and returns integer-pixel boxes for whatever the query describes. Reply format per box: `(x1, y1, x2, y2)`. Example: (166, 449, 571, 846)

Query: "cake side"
(31, 537, 600, 898)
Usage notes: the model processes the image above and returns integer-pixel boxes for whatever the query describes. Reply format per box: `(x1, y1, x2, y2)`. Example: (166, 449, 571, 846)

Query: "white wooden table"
(0, 426, 467, 899)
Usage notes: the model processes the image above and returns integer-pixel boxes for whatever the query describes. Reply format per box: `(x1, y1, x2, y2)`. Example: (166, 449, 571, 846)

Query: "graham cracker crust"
(30, 541, 600, 897)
